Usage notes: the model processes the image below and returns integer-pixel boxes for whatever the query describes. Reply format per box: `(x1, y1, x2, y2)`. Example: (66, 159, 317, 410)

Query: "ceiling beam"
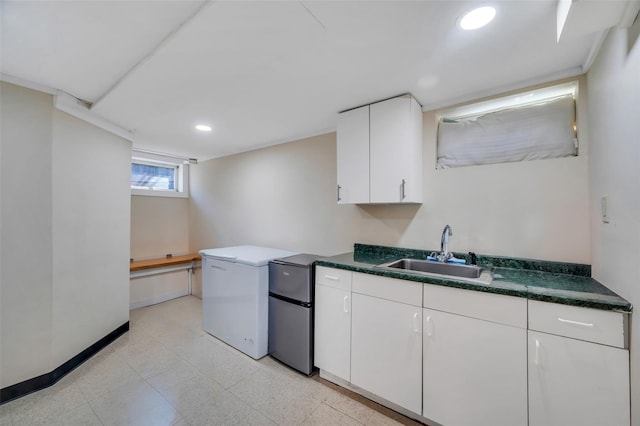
(90, 0, 213, 111)
(0, 73, 58, 95)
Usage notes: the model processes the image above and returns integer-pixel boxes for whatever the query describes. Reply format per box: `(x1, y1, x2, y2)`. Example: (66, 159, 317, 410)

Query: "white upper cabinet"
(337, 105, 370, 204)
(337, 94, 423, 204)
(370, 95, 423, 203)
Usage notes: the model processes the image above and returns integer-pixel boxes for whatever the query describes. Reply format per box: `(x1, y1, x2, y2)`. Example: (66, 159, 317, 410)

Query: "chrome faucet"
(438, 225, 453, 263)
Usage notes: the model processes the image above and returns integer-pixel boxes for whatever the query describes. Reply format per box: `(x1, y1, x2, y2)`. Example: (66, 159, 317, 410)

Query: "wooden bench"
(130, 253, 201, 272)
(129, 253, 202, 309)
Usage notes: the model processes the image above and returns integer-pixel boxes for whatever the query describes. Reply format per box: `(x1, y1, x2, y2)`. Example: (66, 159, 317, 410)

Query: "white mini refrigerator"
(200, 245, 297, 359)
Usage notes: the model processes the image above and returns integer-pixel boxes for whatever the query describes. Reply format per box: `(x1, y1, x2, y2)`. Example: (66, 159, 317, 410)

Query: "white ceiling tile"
(1, 0, 206, 101)
(1, 0, 619, 160)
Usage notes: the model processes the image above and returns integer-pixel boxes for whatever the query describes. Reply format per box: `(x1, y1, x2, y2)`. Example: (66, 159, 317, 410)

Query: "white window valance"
(437, 94, 577, 169)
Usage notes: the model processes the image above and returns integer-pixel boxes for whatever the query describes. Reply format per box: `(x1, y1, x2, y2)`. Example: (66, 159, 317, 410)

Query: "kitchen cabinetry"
(337, 94, 422, 204)
(336, 105, 369, 204)
(422, 284, 528, 426)
(313, 264, 631, 426)
(314, 266, 352, 382)
(369, 96, 422, 203)
(527, 301, 630, 426)
(350, 273, 422, 415)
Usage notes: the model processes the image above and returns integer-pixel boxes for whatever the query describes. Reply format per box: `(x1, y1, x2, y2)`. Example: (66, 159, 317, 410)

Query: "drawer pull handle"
(557, 317, 594, 327)
(412, 313, 420, 334)
(343, 295, 349, 313)
(324, 275, 340, 281)
(535, 339, 541, 366)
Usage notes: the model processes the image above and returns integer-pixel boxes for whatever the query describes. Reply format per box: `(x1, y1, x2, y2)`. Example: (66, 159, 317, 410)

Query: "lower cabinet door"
(528, 331, 630, 426)
(351, 293, 422, 415)
(423, 308, 528, 426)
(314, 284, 351, 381)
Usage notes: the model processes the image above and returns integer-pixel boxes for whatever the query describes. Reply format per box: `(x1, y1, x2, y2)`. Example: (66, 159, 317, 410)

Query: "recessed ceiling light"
(195, 124, 212, 132)
(459, 6, 496, 30)
(418, 74, 440, 89)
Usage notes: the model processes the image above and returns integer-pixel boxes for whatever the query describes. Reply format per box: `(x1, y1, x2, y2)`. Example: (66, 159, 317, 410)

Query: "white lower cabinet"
(422, 310, 528, 426)
(314, 267, 352, 382)
(527, 300, 630, 426)
(528, 331, 630, 426)
(351, 292, 422, 415)
(314, 268, 631, 426)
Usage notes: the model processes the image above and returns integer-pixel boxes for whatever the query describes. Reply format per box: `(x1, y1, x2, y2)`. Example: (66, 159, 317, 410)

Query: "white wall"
(1, 82, 54, 386)
(130, 270, 190, 309)
(190, 133, 362, 255)
(129, 195, 192, 305)
(130, 195, 190, 259)
(0, 82, 131, 388)
(587, 23, 640, 424)
(51, 110, 131, 367)
(189, 81, 590, 263)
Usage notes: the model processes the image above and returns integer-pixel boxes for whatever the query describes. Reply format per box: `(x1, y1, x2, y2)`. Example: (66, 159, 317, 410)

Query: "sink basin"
(376, 258, 493, 284)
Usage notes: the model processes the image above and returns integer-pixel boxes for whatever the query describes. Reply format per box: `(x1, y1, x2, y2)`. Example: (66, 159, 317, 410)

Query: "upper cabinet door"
(370, 95, 422, 204)
(336, 94, 422, 204)
(337, 105, 370, 204)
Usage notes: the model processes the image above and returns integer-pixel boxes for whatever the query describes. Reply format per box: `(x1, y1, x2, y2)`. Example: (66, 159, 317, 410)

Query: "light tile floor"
(0, 296, 423, 426)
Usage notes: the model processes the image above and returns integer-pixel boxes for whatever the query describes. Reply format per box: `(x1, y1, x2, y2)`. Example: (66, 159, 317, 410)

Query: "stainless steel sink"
(376, 258, 493, 284)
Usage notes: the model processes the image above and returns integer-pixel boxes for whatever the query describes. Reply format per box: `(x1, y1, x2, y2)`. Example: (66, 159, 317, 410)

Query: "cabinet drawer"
(528, 300, 627, 348)
(424, 284, 527, 328)
(352, 272, 422, 306)
(316, 266, 352, 291)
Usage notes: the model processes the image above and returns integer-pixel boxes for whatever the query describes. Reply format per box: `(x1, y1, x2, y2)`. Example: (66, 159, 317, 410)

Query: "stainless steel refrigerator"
(268, 254, 322, 375)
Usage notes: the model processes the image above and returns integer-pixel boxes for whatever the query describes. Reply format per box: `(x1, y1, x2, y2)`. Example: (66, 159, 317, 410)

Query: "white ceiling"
(0, 1, 626, 160)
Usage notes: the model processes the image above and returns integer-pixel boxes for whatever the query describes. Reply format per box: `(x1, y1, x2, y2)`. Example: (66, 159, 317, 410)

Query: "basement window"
(131, 162, 177, 191)
(131, 150, 189, 198)
(436, 81, 578, 169)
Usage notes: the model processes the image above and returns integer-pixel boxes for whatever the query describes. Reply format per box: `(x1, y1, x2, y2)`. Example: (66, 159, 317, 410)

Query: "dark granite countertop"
(315, 244, 632, 313)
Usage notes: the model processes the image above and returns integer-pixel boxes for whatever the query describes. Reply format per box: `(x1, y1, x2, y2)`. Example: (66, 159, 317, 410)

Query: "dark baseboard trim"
(0, 321, 129, 404)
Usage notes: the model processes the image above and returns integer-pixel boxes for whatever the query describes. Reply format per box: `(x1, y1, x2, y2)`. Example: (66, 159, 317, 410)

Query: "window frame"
(131, 151, 189, 198)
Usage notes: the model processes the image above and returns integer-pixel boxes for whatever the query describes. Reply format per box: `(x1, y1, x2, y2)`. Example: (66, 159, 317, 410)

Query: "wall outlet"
(601, 196, 610, 223)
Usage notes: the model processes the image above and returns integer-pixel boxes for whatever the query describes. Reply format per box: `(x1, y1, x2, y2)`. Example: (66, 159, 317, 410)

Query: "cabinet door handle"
(425, 315, 433, 337)
(337, 185, 342, 202)
(343, 295, 349, 313)
(401, 179, 406, 200)
(324, 275, 339, 281)
(534, 339, 541, 367)
(557, 317, 594, 327)
(413, 312, 420, 334)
